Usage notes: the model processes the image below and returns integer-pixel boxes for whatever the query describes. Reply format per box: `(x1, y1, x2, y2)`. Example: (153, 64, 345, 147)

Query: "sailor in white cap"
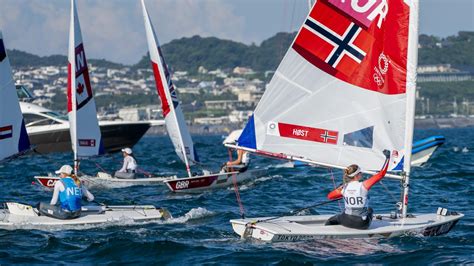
(115, 147, 138, 179)
(38, 164, 94, 219)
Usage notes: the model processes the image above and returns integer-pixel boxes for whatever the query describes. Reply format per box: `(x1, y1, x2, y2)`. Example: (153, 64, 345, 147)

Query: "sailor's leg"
(340, 213, 371, 230)
(325, 214, 341, 225)
(38, 202, 65, 219)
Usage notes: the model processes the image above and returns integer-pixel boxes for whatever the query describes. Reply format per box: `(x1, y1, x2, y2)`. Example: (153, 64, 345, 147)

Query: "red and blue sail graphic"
(292, 0, 408, 95)
(67, 0, 103, 158)
(151, 46, 179, 118)
(0, 32, 30, 161)
(238, 0, 416, 172)
(142, 0, 199, 175)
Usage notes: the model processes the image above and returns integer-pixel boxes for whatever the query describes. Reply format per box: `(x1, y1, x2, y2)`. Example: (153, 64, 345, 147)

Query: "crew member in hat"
(38, 164, 94, 219)
(115, 147, 138, 179)
(325, 150, 391, 229)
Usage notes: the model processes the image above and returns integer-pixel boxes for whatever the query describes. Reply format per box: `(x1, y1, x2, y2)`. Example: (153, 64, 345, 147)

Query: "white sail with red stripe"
(237, 0, 417, 173)
(67, 0, 103, 160)
(141, 0, 198, 176)
(0, 31, 30, 161)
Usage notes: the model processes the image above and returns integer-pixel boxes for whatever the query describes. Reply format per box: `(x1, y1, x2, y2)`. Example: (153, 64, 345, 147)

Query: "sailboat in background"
(0, 0, 171, 228)
(141, 0, 265, 193)
(226, 0, 462, 240)
(0, 31, 30, 162)
(34, 0, 104, 187)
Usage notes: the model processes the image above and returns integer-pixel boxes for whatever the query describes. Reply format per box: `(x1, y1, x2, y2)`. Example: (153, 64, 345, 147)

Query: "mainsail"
(67, 0, 103, 164)
(238, 0, 417, 174)
(0, 31, 30, 161)
(141, 0, 199, 176)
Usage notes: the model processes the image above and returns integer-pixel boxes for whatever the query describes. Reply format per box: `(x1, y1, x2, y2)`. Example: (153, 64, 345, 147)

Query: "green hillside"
(8, 31, 474, 72)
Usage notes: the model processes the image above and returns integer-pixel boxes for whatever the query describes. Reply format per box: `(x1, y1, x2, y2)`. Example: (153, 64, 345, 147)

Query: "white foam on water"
(227, 174, 281, 191)
(163, 207, 215, 224)
(274, 238, 401, 256)
(271, 162, 296, 169)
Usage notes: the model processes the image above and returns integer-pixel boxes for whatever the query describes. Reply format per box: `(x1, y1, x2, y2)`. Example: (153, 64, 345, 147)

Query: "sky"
(0, 0, 473, 65)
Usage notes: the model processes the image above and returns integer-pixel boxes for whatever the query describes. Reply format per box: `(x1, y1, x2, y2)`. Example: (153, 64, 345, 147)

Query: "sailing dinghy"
(226, 0, 462, 241)
(140, 0, 265, 193)
(15, 0, 172, 226)
(32, 0, 173, 189)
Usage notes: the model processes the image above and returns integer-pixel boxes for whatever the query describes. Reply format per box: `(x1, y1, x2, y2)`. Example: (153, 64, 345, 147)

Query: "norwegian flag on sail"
(293, 1, 374, 78)
(292, 0, 409, 95)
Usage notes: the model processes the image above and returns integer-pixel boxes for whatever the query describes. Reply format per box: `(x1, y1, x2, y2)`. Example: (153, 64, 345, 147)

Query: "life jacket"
(59, 178, 82, 212)
(342, 181, 369, 218)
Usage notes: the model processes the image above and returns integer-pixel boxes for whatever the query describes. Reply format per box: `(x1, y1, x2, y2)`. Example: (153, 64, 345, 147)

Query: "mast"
(402, 0, 420, 217)
(69, 0, 79, 174)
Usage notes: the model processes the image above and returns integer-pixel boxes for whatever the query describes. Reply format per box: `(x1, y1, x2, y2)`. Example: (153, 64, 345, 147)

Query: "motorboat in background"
(17, 85, 164, 154)
(289, 135, 446, 168)
(411, 135, 445, 166)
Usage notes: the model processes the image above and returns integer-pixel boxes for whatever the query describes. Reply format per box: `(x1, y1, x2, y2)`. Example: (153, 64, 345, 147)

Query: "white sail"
(0, 31, 30, 161)
(141, 0, 199, 176)
(67, 0, 103, 160)
(238, 0, 415, 172)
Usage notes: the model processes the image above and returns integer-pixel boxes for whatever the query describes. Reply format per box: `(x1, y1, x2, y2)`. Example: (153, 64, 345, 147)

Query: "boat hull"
(28, 122, 151, 154)
(164, 169, 267, 193)
(230, 211, 463, 241)
(0, 202, 171, 228)
(411, 136, 445, 166)
(34, 173, 172, 189)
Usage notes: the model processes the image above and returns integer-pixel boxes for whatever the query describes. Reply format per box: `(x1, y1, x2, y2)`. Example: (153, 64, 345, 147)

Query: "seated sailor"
(115, 147, 138, 179)
(325, 150, 390, 230)
(223, 149, 250, 173)
(38, 165, 94, 219)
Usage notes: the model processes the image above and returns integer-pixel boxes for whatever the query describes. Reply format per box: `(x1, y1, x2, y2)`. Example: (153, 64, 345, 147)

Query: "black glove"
(383, 149, 390, 159)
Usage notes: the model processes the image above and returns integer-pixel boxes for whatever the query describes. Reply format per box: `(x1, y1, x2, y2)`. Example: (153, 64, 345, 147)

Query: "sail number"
(175, 181, 190, 190)
(47, 179, 57, 187)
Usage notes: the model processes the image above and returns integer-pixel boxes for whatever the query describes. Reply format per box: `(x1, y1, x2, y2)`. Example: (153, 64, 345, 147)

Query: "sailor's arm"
(363, 150, 390, 190)
(118, 158, 128, 172)
(50, 181, 64, 205)
(327, 186, 343, 200)
(82, 186, 94, 202)
(226, 150, 244, 166)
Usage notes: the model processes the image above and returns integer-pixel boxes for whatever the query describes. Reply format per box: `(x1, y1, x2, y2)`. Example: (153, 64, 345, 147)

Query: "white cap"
(121, 147, 133, 155)
(55, 165, 73, 175)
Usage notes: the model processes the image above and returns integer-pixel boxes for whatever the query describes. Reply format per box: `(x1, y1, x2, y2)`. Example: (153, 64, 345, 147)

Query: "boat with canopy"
(226, 0, 462, 241)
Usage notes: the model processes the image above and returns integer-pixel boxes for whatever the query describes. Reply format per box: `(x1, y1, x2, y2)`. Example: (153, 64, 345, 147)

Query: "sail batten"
(239, 0, 413, 172)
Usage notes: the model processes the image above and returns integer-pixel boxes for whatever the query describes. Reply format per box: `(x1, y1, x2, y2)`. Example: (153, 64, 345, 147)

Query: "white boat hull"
(0, 202, 171, 228)
(230, 211, 463, 241)
(164, 169, 266, 193)
(411, 145, 438, 166)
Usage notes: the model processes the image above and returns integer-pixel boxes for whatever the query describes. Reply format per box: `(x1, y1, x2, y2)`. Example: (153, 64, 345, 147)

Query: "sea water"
(0, 128, 473, 264)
